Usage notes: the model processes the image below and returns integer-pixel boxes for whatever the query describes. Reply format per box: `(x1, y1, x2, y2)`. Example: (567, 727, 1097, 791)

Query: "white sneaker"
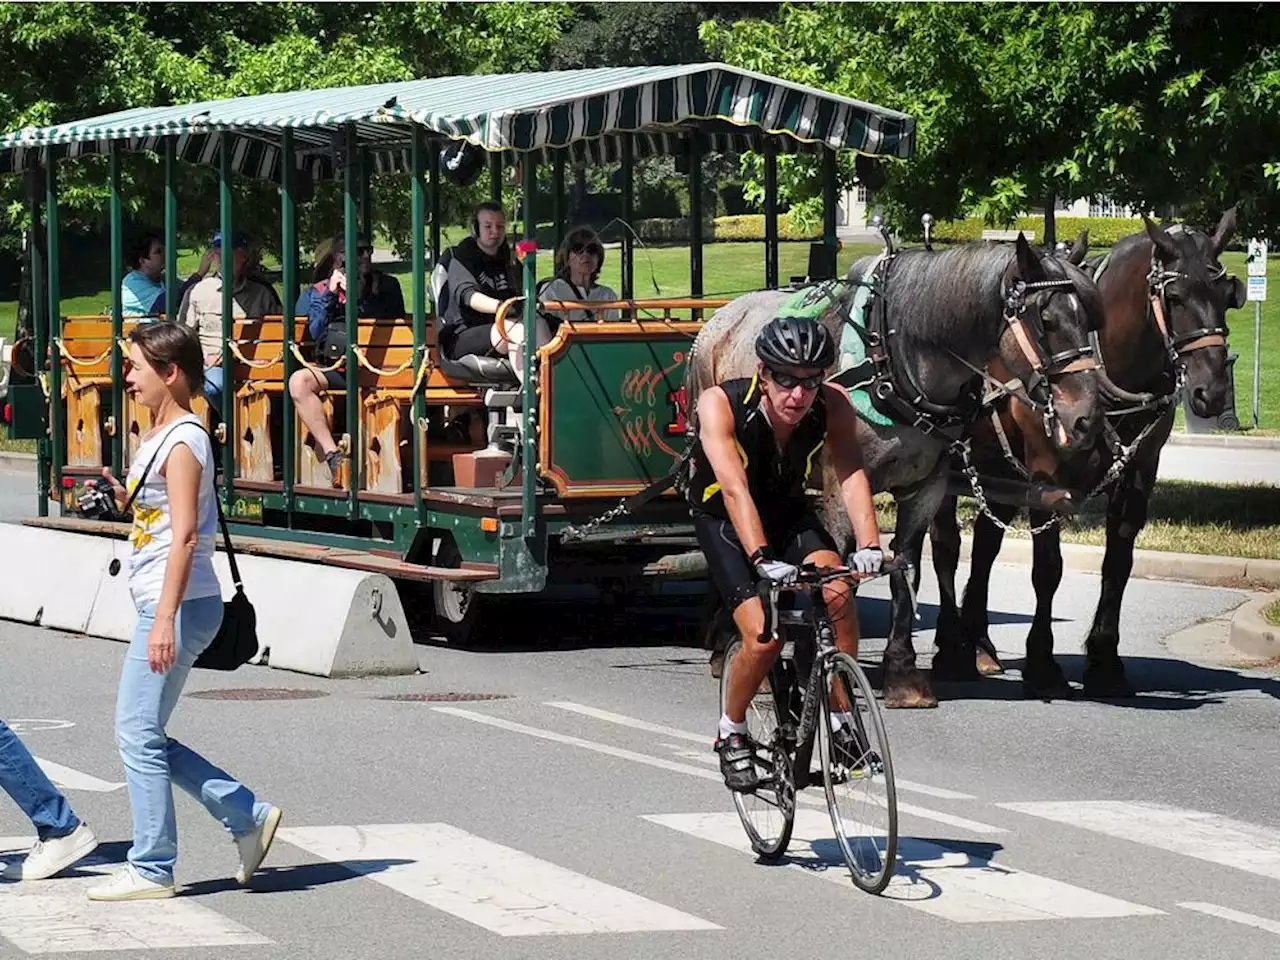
(86, 864, 176, 901)
(234, 805, 282, 885)
(2, 823, 99, 881)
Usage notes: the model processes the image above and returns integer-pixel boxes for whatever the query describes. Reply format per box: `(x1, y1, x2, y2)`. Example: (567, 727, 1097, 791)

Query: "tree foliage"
(702, 2, 1280, 241)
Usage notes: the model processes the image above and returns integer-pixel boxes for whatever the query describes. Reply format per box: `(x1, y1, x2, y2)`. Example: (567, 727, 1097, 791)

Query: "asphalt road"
(3, 560, 1279, 959)
(1157, 444, 1279, 486)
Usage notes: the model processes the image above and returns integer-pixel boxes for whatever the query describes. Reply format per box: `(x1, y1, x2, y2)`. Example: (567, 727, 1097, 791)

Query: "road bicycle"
(719, 558, 904, 894)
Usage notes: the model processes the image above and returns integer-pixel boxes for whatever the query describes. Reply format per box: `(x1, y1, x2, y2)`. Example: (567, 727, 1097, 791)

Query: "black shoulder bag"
(122, 420, 259, 671)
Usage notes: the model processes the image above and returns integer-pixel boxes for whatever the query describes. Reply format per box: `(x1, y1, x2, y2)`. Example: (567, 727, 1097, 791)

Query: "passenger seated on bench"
(176, 230, 281, 401)
(536, 226, 620, 326)
(436, 202, 522, 377)
(288, 234, 405, 486)
(121, 231, 218, 318)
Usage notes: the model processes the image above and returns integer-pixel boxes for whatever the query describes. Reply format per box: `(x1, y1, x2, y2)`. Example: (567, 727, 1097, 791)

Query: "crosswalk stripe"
(439, 706, 1004, 835)
(32, 757, 124, 793)
(276, 823, 720, 936)
(545, 700, 977, 800)
(644, 811, 1163, 923)
(998, 800, 1280, 882)
(1178, 902, 1280, 937)
(0, 861, 270, 953)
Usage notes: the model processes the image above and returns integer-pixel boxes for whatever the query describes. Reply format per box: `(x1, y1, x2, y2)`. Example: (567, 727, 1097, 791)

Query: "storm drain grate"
(375, 693, 513, 702)
(187, 688, 330, 701)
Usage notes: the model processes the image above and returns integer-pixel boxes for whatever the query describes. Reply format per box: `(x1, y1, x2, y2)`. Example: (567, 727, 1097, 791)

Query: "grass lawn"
(0, 424, 34, 454)
(874, 477, 1280, 561)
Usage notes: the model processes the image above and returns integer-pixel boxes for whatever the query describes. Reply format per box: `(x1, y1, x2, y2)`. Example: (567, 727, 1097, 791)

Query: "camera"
(75, 478, 122, 521)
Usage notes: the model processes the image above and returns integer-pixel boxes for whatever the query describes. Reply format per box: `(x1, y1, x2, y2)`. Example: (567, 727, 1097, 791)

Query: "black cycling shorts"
(693, 508, 838, 611)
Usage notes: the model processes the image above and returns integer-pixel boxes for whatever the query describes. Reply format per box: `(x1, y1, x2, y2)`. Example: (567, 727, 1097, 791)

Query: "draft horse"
(687, 234, 1105, 708)
(927, 209, 1246, 699)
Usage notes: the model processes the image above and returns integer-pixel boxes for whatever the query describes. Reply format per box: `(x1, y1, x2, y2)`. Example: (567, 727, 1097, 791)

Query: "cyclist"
(685, 314, 884, 792)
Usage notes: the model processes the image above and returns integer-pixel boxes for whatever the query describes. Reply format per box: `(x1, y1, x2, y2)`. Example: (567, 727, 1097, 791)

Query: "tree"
(701, 3, 1280, 241)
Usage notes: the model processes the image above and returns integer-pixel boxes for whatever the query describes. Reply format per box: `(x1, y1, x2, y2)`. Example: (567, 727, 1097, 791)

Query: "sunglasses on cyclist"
(766, 368, 824, 390)
(570, 242, 602, 256)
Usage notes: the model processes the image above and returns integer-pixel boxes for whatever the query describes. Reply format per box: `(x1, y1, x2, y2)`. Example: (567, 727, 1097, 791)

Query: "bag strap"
(126, 417, 245, 592)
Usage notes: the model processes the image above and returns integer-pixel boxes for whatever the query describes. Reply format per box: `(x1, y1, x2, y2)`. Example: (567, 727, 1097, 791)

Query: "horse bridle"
(991, 275, 1097, 442)
(1146, 253, 1231, 391)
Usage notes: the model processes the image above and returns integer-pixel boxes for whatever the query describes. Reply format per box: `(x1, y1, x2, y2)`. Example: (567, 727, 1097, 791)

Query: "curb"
(935, 535, 1280, 589)
(1229, 595, 1280, 659)
(1167, 432, 1280, 450)
(0, 451, 36, 470)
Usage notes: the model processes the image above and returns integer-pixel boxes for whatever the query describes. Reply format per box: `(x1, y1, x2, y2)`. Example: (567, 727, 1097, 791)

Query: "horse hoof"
(930, 651, 981, 682)
(883, 670, 938, 709)
(976, 649, 1005, 675)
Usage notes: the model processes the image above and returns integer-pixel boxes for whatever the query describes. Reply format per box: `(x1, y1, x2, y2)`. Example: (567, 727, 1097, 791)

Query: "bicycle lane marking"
(644, 810, 1164, 923)
(543, 700, 978, 801)
(433, 707, 1006, 836)
(1177, 903, 1280, 938)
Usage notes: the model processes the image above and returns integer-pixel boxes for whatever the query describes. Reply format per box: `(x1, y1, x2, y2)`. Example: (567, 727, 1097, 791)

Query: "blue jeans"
(203, 365, 223, 401)
(0, 720, 80, 841)
(115, 594, 269, 884)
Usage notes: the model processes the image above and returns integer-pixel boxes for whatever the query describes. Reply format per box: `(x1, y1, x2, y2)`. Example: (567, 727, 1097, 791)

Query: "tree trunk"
(1044, 189, 1057, 247)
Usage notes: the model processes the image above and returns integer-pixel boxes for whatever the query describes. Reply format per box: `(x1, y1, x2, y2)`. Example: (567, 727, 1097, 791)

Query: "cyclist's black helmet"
(755, 314, 836, 370)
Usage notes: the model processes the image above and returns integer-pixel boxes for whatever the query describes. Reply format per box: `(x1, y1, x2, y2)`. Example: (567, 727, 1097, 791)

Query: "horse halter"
(1146, 253, 1230, 390)
(1000, 276, 1097, 440)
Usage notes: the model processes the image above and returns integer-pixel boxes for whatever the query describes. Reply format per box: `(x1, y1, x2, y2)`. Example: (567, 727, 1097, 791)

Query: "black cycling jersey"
(683, 374, 827, 523)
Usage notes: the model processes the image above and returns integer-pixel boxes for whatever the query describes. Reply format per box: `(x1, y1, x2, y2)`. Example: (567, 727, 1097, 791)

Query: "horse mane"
(848, 244, 1015, 348)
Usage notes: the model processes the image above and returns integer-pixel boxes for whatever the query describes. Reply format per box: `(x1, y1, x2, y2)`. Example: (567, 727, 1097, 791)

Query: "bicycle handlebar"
(785, 556, 910, 586)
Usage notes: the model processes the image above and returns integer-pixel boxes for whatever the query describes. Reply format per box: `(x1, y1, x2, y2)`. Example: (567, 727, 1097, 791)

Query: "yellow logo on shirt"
(127, 478, 163, 548)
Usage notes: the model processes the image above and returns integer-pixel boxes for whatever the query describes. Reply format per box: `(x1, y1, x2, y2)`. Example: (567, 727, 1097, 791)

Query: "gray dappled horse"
(687, 234, 1105, 708)
(926, 210, 1246, 700)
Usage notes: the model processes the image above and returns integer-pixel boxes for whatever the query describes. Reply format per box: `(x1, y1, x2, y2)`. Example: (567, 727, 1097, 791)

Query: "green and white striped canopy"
(0, 64, 914, 182)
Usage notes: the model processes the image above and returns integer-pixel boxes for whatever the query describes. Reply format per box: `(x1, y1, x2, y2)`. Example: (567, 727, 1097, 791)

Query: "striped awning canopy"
(0, 64, 914, 182)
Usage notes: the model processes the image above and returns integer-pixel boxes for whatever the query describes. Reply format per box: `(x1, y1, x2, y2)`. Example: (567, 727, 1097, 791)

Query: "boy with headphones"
(436, 202, 522, 361)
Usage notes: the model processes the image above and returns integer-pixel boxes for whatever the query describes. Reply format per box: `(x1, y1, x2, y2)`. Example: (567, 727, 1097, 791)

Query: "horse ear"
(1143, 214, 1179, 263)
(1067, 229, 1089, 265)
(1015, 232, 1045, 281)
(1211, 205, 1238, 256)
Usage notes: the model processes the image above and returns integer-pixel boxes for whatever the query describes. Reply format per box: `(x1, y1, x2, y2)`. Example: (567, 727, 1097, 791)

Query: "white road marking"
(1178, 902, 1280, 937)
(436, 707, 1005, 835)
(0, 865, 270, 953)
(544, 700, 977, 801)
(276, 823, 720, 936)
(999, 800, 1280, 882)
(6, 720, 76, 734)
(32, 758, 124, 793)
(645, 810, 1163, 923)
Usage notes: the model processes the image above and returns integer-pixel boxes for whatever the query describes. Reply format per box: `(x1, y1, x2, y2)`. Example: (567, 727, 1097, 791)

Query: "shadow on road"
(180, 859, 414, 897)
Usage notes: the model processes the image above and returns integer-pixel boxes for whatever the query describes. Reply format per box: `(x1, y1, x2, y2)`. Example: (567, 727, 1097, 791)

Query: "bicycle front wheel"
(819, 650, 898, 894)
(720, 638, 795, 860)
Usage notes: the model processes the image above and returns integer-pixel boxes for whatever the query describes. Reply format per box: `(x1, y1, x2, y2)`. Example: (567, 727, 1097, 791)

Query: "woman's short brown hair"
(554, 227, 605, 283)
(129, 321, 204, 395)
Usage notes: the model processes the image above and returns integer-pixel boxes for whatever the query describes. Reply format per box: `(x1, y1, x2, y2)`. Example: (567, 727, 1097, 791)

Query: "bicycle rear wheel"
(720, 638, 795, 859)
(819, 650, 898, 894)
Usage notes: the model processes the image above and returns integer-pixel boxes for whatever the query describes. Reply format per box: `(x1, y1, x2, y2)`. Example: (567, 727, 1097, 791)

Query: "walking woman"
(89, 322, 281, 901)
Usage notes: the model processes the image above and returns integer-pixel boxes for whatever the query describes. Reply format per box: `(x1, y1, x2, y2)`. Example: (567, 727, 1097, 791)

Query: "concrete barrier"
(0, 522, 419, 678)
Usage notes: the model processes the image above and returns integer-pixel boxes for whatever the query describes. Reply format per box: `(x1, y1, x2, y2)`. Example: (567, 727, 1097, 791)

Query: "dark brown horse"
(925, 209, 1246, 699)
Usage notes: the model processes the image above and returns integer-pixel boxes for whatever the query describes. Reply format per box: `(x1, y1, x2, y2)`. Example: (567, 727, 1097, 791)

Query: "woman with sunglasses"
(289, 234, 405, 484)
(495, 226, 620, 384)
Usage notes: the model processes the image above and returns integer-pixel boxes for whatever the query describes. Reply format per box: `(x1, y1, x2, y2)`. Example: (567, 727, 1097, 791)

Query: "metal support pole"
(621, 136, 634, 299)
(108, 143, 123, 479)
(521, 159, 538, 538)
(764, 141, 779, 289)
(428, 140, 442, 276)
(552, 151, 566, 257)
(280, 129, 298, 515)
(489, 151, 503, 206)
(411, 127, 427, 510)
(360, 147, 373, 242)
(219, 132, 235, 499)
(688, 134, 704, 307)
(27, 165, 48, 515)
(164, 137, 178, 316)
(46, 154, 63, 501)
(822, 147, 838, 278)
(1254, 300, 1262, 429)
(344, 124, 360, 520)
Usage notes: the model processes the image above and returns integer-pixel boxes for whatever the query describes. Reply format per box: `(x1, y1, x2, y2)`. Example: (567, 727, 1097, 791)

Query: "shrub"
(634, 214, 823, 244)
(926, 216, 1150, 248)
